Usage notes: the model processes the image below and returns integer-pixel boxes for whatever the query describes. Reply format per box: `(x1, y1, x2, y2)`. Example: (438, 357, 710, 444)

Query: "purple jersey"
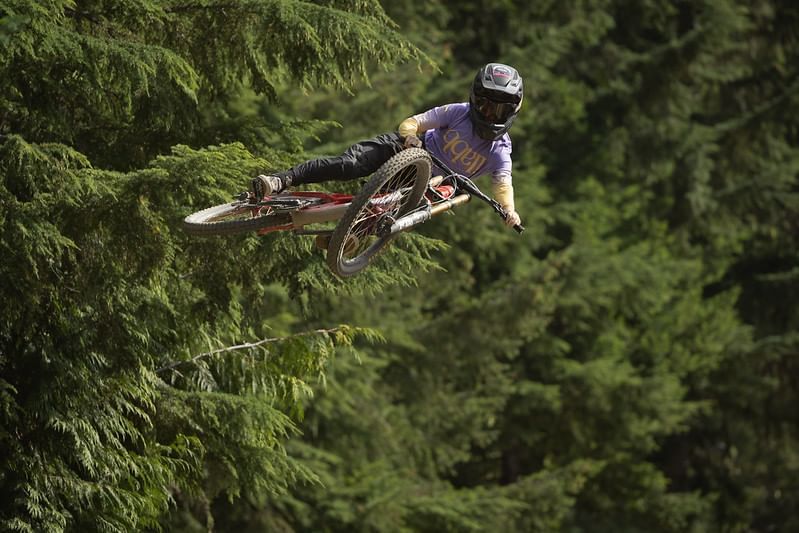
(412, 102, 512, 183)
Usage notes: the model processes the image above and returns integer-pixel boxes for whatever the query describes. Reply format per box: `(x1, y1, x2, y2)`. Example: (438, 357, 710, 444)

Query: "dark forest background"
(1, 1, 798, 531)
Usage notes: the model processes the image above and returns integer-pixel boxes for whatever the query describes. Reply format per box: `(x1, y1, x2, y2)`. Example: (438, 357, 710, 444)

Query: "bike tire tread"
(183, 202, 292, 237)
(326, 148, 431, 277)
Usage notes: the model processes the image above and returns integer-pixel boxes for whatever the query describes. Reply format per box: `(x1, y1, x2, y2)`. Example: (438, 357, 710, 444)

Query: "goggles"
(473, 95, 519, 122)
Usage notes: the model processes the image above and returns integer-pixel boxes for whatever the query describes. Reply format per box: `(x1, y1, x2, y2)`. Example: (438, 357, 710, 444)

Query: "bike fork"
(386, 193, 471, 235)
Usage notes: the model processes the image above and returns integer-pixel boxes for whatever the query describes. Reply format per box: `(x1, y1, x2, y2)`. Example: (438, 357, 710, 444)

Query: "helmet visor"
(473, 95, 518, 123)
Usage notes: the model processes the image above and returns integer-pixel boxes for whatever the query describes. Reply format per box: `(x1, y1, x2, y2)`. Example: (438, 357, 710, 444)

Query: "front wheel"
(327, 148, 431, 277)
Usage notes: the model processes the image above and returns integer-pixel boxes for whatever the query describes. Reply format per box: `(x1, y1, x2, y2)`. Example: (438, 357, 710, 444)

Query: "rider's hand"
(504, 209, 521, 228)
(403, 135, 422, 149)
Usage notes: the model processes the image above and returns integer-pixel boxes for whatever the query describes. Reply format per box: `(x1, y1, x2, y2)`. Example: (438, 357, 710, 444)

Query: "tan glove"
(503, 210, 521, 227)
(403, 135, 422, 148)
(398, 117, 422, 149)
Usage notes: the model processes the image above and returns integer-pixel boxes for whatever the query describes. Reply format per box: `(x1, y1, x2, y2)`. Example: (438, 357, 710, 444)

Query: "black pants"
(280, 132, 405, 186)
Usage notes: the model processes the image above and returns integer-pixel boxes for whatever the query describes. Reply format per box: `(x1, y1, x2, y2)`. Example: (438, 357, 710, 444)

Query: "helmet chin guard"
(469, 63, 523, 141)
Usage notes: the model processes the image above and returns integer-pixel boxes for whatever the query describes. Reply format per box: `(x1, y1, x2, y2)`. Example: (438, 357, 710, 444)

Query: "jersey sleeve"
(412, 103, 463, 133)
(491, 169, 513, 185)
(490, 140, 513, 183)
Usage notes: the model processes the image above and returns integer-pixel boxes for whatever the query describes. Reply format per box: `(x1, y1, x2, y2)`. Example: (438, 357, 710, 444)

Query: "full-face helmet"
(469, 63, 523, 141)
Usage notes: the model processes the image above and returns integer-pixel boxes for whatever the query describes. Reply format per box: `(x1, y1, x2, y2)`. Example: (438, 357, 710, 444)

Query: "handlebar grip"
(513, 223, 525, 234)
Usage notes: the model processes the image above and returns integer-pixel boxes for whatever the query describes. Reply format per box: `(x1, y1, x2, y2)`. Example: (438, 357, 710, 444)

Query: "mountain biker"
(252, 62, 523, 228)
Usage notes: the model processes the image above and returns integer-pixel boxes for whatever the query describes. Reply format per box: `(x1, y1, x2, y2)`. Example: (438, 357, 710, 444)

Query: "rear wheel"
(183, 195, 322, 236)
(326, 148, 431, 277)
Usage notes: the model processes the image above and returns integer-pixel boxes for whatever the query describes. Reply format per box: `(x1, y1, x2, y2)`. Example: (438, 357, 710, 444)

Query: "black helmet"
(469, 63, 523, 141)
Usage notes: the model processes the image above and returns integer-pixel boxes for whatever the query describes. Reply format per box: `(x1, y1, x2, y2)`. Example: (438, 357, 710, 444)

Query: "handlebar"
(427, 151, 525, 234)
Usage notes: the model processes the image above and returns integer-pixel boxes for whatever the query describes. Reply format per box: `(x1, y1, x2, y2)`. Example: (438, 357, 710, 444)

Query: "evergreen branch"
(62, 7, 103, 25)
(165, 3, 242, 13)
(718, 75, 799, 132)
(156, 327, 349, 374)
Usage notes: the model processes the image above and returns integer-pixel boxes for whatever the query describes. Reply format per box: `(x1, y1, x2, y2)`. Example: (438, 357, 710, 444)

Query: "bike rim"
(202, 202, 260, 222)
(337, 164, 421, 266)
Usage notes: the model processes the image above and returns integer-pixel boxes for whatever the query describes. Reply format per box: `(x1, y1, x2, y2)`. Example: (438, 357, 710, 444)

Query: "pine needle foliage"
(0, 1, 429, 530)
(4, 0, 799, 531)
(0, 133, 387, 530)
(0, 0, 428, 168)
(234, 1, 798, 531)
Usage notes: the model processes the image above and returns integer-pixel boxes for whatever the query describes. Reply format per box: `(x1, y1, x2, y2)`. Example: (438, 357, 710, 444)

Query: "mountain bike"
(183, 147, 524, 277)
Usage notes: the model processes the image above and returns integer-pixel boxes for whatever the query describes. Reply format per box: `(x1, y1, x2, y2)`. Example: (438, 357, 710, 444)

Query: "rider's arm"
(491, 172, 515, 212)
(398, 117, 421, 147)
(398, 117, 419, 139)
(492, 171, 521, 227)
(398, 105, 452, 140)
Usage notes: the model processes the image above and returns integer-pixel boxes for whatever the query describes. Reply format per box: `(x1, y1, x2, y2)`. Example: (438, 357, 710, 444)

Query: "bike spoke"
(327, 147, 431, 276)
(207, 203, 252, 222)
(338, 164, 421, 261)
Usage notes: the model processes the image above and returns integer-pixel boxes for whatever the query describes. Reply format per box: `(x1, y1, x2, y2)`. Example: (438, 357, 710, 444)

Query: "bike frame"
(252, 149, 523, 237)
(252, 191, 353, 234)
(254, 179, 466, 236)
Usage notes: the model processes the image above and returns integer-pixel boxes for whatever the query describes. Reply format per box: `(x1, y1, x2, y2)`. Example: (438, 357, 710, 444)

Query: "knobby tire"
(326, 148, 431, 278)
(183, 202, 292, 237)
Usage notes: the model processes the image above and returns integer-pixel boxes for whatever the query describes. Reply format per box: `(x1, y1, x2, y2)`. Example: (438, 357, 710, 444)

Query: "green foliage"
(242, 0, 799, 531)
(0, 0, 428, 168)
(0, 1, 428, 531)
(0, 132, 390, 530)
(2, 0, 798, 531)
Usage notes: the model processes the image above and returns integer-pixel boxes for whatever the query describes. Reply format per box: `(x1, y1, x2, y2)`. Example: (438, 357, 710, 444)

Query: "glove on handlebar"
(503, 209, 521, 228)
(403, 135, 422, 149)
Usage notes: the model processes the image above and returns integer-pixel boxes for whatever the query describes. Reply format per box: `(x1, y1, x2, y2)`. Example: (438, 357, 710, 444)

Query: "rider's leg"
(285, 132, 404, 185)
(252, 132, 403, 197)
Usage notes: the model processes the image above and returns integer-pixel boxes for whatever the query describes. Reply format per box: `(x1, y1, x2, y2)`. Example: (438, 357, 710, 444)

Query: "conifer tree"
(228, 1, 799, 531)
(3, 0, 798, 531)
(0, 1, 426, 530)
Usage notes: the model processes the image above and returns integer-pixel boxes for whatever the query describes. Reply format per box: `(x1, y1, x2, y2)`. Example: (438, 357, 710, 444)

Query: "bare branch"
(155, 327, 345, 374)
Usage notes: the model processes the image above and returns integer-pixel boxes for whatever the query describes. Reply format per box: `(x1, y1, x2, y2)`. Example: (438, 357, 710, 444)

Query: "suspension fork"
(386, 193, 471, 235)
